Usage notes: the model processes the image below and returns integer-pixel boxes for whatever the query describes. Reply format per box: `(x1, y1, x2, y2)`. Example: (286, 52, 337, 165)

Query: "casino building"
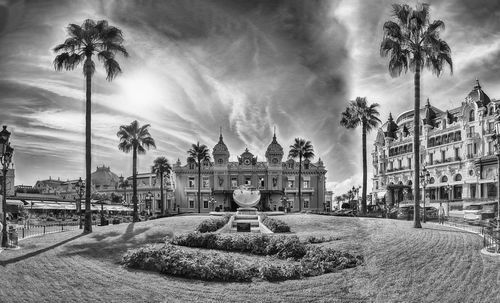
(372, 80, 500, 212)
(173, 131, 327, 213)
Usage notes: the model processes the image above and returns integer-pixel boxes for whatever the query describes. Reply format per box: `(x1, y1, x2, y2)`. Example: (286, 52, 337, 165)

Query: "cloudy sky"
(1, 0, 500, 195)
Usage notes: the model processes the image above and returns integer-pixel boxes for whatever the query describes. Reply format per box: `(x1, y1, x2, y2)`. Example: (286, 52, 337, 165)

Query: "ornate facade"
(372, 80, 500, 211)
(173, 132, 327, 213)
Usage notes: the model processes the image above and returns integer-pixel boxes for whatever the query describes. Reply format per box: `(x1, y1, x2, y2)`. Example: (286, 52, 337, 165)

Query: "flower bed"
(122, 233, 363, 282)
(260, 214, 291, 233)
(195, 214, 231, 233)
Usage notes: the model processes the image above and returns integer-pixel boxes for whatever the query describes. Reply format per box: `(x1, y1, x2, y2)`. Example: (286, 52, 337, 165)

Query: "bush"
(261, 215, 291, 233)
(172, 232, 307, 259)
(195, 214, 231, 233)
(122, 241, 364, 282)
(122, 243, 256, 282)
(304, 235, 340, 244)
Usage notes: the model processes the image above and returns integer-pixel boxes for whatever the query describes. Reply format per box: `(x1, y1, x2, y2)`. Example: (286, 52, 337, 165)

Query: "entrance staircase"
(230, 208, 260, 233)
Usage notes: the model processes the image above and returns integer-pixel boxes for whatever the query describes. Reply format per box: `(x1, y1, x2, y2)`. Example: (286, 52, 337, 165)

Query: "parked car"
(396, 205, 438, 221)
(464, 202, 497, 224)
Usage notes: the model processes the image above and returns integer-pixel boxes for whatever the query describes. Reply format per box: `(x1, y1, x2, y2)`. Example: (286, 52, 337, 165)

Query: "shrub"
(258, 262, 302, 281)
(304, 235, 340, 244)
(172, 233, 307, 260)
(300, 246, 364, 276)
(195, 214, 231, 233)
(261, 215, 290, 233)
(122, 243, 256, 282)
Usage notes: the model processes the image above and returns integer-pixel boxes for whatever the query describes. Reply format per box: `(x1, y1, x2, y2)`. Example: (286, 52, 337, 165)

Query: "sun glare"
(117, 72, 169, 116)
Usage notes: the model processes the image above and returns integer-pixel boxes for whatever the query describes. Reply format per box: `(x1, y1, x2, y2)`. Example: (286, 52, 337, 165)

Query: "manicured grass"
(1, 214, 499, 302)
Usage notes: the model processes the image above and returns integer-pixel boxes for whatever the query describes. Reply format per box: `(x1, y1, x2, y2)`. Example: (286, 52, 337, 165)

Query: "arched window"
(441, 175, 448, 183)
(469, 109, 475, 122)
(429, 177, 435, 184)
(454, 174, 462, 182)
(218, 159, 223, 164)
(489, 106, 494, 116)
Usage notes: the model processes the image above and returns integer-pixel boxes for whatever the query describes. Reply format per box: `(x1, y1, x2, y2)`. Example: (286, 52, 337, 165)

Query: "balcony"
(485, 128, 495, 136)
(284, 187, 298, 193)
(185, 187, 211, 193)
(302, 187, 314, 193)
(466, 154, 476, 159)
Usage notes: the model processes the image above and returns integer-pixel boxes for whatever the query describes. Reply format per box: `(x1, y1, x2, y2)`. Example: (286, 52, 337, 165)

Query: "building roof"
(213, 129, 229, 156)
(91, 165, 120, 187)
(265, 130, 284, 158)
(466, 79, 490, 107)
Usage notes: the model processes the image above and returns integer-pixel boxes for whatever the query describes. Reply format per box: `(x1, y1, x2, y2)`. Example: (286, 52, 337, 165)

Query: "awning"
(6, 199, 25, 206)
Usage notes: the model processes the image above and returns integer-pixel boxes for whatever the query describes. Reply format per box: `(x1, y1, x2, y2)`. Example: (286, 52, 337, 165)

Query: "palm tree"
(380, 3, 452, 228)
(117, 120, 156, 222)
(53, 19, 128, 233)
(187, 142, 211, 213)
(288, 138, 315, 212)
(340, 97, 381, 215)
(152, 157, 172, 215)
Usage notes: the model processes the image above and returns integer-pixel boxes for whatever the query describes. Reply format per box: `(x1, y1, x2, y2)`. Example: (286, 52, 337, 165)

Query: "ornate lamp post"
(420, 165, 430, 223)
(445, 183, 452, 218)
(77, 177, 85, 229)
(0, 126, 14, 248)
(145, 191, 153, 218)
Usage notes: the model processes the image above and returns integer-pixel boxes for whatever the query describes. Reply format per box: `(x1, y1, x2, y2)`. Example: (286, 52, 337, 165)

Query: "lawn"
(0, 214, 499, 303)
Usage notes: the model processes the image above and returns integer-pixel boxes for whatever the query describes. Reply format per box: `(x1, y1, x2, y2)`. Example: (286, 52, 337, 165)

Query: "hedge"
(260, 214, 291, 233)
(195, 214, 231, 233)
(171, 232, 306, 259)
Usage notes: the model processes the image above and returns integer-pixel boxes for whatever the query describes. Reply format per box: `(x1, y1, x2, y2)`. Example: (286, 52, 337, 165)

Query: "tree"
(53, 19, 128, 233)
(380, 3, 452, 228)
(340, 97, 381, 215)
(151, 157, 172, 215)
(288, 138, 315, 212)
(187, 142, 211, 213)
(117, 120, 156, 222)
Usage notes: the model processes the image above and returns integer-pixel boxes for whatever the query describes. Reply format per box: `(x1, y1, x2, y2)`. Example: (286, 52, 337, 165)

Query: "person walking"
(438, 203, 445, 225)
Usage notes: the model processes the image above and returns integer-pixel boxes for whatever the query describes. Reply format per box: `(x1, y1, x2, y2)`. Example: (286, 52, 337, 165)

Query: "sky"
(1, 0, 500, 196)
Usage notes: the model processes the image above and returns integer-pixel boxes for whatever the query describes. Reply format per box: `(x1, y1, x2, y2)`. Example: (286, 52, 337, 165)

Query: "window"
(470, 184, 477, 198)
(304, 162, 309, 169)
(189, 163, 195, 169)
(389, 162, 393, 170)
(303, 200, 310, 209)
(259, 177, 265, 187)
(231, 177, 238, 188)
(429, 153, 433, 164)
(469, 109, 475, 122)
(202, 177, 210, 188)
(188, 177, 195, 188)
(408, 157, 411, 169)
(245, 177, 252, 186)
(489, 141, 494, 154)
(454, 174, 462, 182)
(375, 181, 379, 189)
(441, 150, 445, 161)
(474, 143, 477, 154)
(303, 180, 310, 188)
(218, 158, 223, 164)
(454, 148, 460, 160)
(489, 121, 495, 132)
(398, 159, 402, 169)
(189, 199, 194, 208)
(441, 176, 448, 183)
(467, 143, 473, 157)
(288, 180, 294, 188)
(468, 125, 475, 136)
(203, 200, 208, 209)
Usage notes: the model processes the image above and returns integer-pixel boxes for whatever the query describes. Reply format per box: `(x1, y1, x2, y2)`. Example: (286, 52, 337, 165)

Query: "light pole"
(77, 177, 85, 229)
(145, 191, 153, 219)
(0, 126, 14, 248)
(445, 184, 452, 218)
(420, 165, 430, 223)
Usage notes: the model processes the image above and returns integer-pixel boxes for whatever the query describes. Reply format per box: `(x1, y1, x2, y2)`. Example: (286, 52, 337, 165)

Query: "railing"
(483, 226, 500, 253)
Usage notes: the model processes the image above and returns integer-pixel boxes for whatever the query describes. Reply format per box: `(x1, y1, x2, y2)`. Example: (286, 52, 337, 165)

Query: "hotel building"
(372, 80, 500, 212)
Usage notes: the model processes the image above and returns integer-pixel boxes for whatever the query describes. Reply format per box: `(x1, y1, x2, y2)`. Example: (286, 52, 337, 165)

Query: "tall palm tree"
(187, 142, 211, 213)
(117, 120, 156, 222)
(380, 3, 452, 228)
(340, 97, 381, 215)
(152, 157, 172, 215)
(288, 138, 315, 212)
(53, 19, 128, 233)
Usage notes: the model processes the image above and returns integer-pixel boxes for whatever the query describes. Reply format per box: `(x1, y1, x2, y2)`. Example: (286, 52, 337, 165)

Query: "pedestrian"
(438, 203, 445, 224)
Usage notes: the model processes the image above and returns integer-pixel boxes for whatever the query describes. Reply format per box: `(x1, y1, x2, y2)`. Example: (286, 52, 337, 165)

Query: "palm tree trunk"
(413, 63, 422, 228)
(160, 173, 164, 215)
(198, 163, 201, 213)
(132, 147, 138, 222)
(361, 121, 367, 215)
(298, 155, 302, 212)
(84, 59, 92, 233)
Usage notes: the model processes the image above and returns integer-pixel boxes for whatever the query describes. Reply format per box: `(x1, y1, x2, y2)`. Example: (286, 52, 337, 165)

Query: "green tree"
(340, 97, 381, 215)
(151, 157, 172, 215)
(187, 142, 211, 213)
(288, 138, 315, 212)
(380, 3, 452, 228)
(117, 120, 156, 222)
(53, 19, 128, 233)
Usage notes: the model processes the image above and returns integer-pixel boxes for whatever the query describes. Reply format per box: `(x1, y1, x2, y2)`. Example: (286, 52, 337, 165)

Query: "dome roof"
(91, 166, 120, 188)
(265, 132, 283, 158)
(212, 131, 229, 156)
(466, 79, 490, 107)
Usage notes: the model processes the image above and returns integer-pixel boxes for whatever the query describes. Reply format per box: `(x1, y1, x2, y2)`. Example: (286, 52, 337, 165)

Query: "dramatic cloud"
(1, 0, 500, 196)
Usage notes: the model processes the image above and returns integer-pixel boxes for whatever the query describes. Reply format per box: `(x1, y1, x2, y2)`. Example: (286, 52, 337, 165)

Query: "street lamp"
(145, 191, 153, 219)
(0, 125, 14, 248)
(76, 177, 85, 229)
(445, 183, 452, 218)
(420, 165, 430, 223)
